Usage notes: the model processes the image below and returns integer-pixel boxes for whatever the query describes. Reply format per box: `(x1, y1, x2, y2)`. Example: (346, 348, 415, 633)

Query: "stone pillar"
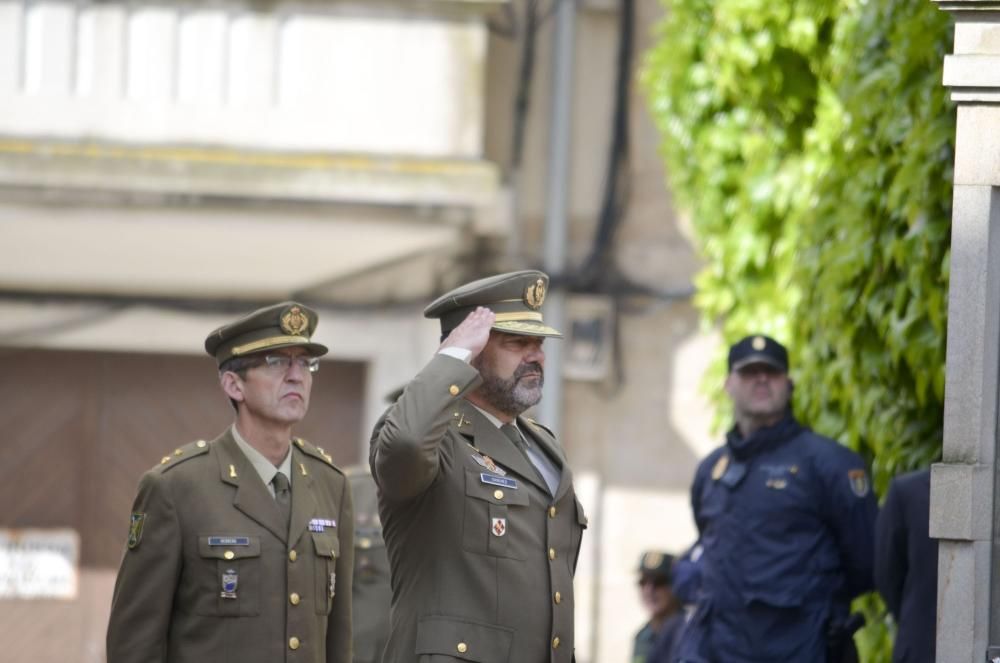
(931, 2, 1000, 661)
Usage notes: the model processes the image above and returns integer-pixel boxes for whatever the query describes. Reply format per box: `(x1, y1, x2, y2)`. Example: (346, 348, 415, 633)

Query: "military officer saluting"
(370, 270, 588, 663)
(106, 302, 354, 663)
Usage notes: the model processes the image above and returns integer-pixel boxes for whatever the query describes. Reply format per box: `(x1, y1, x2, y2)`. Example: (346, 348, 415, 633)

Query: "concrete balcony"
(0, 0, 505, 212)
(0, 0, 497, 157)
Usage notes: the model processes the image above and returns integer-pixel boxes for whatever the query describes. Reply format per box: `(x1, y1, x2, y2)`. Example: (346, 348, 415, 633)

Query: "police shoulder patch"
(127, 513, 146, 549)
(847, 469, 870, 497)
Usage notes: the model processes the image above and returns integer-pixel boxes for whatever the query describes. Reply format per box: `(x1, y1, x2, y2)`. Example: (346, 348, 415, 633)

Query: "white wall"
(0, 0, 486, 156)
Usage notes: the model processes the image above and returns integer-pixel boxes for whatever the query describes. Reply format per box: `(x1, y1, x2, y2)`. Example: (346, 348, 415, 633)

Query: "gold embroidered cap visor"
(204, 301, 329, 365)
(424, 270, 563, 339)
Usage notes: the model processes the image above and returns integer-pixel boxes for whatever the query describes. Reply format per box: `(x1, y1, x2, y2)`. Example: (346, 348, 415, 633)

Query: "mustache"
(514, 362, 544, 380)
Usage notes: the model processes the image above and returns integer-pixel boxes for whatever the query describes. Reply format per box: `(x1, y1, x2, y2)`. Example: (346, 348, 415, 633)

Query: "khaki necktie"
(271, 471, 291, 532)
(500, 424, 545, 481)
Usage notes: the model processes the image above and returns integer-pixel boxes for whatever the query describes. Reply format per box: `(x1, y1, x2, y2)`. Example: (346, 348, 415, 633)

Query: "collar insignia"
(711, 454, 730, 481)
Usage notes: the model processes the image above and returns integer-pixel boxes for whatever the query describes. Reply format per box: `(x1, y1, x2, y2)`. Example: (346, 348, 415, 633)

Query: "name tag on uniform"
(480, 473, 518, 489)
(208, 536, 250, 546)
(309, 518, 337, 532)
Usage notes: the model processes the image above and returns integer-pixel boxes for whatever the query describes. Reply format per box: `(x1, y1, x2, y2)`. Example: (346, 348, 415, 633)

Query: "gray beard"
(474, 362, 544, 418)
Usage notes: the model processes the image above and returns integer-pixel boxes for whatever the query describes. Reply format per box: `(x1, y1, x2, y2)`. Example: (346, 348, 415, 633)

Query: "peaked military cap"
(728, 334, 788, 372)
(205, 301, 328, 365)
(638, 550, 675, 583)
(424, 270, 562, 338)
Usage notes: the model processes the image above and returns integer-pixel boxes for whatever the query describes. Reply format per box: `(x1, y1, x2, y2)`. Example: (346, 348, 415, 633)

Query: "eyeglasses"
(258, 354, 320, 374)
(638, 576, 668, 588)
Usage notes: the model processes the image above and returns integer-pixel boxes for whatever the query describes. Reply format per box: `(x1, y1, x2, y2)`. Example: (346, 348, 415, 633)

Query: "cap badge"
(524, 278, 547, 310)
(281, 306, 310, 336)
(752, 336, 766, 351)
(643, 552, 663, 570)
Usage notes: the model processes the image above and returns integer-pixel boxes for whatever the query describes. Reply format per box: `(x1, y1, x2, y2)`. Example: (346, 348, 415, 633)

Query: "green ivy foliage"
(791, 0, 952, 491)
(641, 0, 953, 660)
(642, 0, 951, 482)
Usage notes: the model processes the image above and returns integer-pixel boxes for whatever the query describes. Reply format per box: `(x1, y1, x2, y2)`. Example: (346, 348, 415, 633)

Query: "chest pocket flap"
(312, 531, 340, 558)
(416, 616, 514, 663)
(198, 536, 261, 559)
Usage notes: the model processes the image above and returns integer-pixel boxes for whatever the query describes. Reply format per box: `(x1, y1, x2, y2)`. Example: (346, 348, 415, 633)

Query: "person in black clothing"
(631, 551, 684, 663)
(874, 469, 937, 663)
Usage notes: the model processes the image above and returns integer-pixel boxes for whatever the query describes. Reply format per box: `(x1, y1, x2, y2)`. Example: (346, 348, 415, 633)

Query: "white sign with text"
(0, 529, 79, 599)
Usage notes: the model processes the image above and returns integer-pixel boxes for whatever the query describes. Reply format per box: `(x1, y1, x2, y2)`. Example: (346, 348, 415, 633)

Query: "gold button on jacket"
(371, 355, 587, 663)
(106, 430, 355, 663)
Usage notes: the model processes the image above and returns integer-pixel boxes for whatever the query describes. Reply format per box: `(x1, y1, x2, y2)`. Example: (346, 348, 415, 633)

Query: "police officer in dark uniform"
(676, 335, 878, 663)
(106, 301, 354, 663)
(874, 469, 937, 663)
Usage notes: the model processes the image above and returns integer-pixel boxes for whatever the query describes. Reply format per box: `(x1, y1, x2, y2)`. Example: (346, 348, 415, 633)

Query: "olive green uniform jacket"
(348, 467, 393, 663)
(370, 354, 588, 663)
(106, 430, 354, 663)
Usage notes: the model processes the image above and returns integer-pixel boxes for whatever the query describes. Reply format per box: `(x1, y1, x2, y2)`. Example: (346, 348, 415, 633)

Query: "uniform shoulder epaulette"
(154, 439, 211, 473)
(524, 417, 555, 438)
(294, 437, 345, 475)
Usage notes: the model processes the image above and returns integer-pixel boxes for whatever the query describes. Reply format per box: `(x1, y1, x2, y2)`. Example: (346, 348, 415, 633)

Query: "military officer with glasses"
(107, 301, 354, 663)
(676, 335, 878, 663)
(370, 270, 588, 663)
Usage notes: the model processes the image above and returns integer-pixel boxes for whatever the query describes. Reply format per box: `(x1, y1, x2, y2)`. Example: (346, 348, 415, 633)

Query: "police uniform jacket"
(677, 414, 878, 663)
(874, 469, 937, 663)
(106, 429, 354, 663)
(370, 354, 587, 663)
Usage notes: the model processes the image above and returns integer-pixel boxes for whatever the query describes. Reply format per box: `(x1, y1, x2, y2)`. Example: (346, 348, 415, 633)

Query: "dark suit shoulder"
(892, 468, 931, 494)
(150, 439, 211, 474)
(294, 437, 347, 476)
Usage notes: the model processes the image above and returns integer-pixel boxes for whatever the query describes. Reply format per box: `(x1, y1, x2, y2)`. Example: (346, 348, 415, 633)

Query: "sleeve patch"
(847, 469, 870, 497)
(127, 512, 146, 549)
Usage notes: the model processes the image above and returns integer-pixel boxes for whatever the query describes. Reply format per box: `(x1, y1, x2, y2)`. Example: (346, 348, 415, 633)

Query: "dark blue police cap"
(727, 335, 788, 372)
(638, 551, 675, 583)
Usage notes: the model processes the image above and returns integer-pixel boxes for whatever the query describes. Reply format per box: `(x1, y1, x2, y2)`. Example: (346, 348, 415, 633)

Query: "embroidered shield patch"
(848, 469, 870, 497)
(127, 513, 145, 550)
(491, 517, 507, 537)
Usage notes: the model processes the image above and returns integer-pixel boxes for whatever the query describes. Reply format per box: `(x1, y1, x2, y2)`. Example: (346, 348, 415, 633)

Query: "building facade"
(0, 1, 713, 661)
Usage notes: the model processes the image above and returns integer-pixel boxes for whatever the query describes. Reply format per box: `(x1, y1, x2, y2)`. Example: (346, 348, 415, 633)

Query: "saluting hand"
(438, 307, 494, 360)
